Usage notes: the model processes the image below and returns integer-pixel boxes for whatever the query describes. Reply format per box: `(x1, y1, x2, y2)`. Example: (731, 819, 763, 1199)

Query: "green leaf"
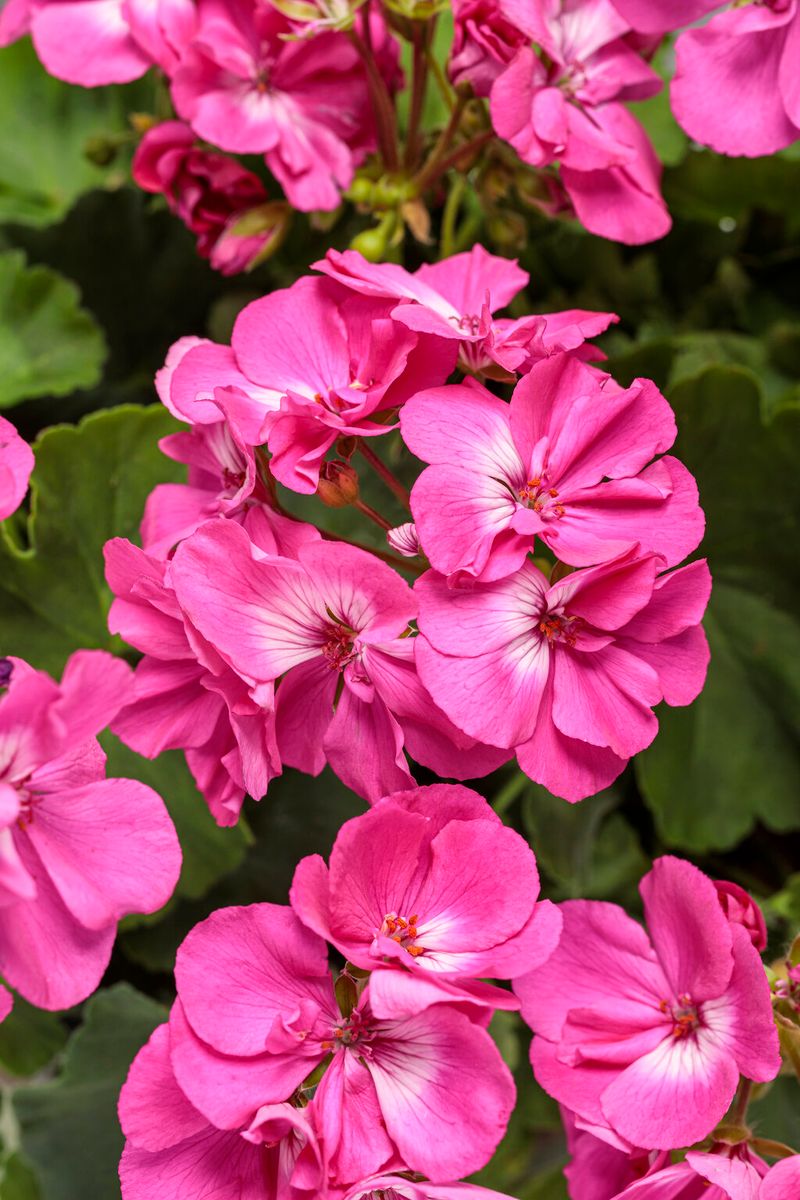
(0, 251, 106, 407)
(12, 985, 165, 1200)
(0, 998, 67, 1078)
(0, 1153, 41, 1200)
(636, 367, 800, 850)
(0, 40, 146, 228)
(101, 732, 251, 905)
(0, 404, 182, 675)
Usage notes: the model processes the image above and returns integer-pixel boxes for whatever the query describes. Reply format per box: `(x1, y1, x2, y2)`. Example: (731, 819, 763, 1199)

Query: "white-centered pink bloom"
(489, 0, 670, 243)
(169, 0, 398, 211)
(170, 520, 509, 803)
(105, 534, 285, 826)
(401, 354, 704, 583)
(0, 652, 181, 1009)
(119, 1022, 326, 1200)
(514, 856, 780, 1151)
(290, 783, 561, 1015)
(0, 416, 34, 521)
(416, 548, 711, 802)
(340, 1180, 523, 1200)
(166, 903, 516, 1183)
(315, 244, 617, 377)
(614, 0, 800, 158)
(0, 0, 194, 85)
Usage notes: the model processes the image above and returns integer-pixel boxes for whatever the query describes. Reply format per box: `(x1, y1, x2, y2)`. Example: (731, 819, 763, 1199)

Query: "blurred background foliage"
(0, 32, 799, 1200)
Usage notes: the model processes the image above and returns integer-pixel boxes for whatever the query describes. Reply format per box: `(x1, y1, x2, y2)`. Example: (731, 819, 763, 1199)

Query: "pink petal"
(722, 923, 780, 1083)
(609, 0, 718, 35)
(174, 903, 334, 1056)
(275, 659, 338, 777)
(516, 701, 628, 802)
(619, 559, 712, 643)
(621, 625, 710, 708)
(289, 854, 333, 943)
(366, 969, 520, 1021)
(367, 1005, 515, 1178)
(0, 416, 34, 520)
(53, 649, 133, 743)
(413, 244, 528, 314)
(0, 834, 114, 1009)
(323, 685, 414, 803)
(639, 856, 734, 1003)
(672, 7, 800, 157)
(686, 1150, 763, 1200)
(314, 1050, 395, 1182)
(32, 0, 151, 85)
(119, 1023, 207, 1152)
(761, 1156, 800, 1200)
(25, 777, 179, 931)
(120, 1127, 267, 1200)
(551, 643, 660, 757)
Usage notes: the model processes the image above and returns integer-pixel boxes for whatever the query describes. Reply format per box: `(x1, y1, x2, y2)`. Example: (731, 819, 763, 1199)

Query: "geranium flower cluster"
(0, 650, 181, 1016)
(5, 0, 799, 256)
(106, 244, 709, 816)
(118, 783, 557, 1198)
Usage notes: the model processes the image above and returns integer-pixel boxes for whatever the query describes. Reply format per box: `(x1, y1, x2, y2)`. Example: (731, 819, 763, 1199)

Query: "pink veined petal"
(562, 1107, 650, 1200)
(140, 483, 220, 559)
(686, 1150, 763, 1200)
(174, 903, 334, 1057)
(416, 558, 549, 655)
(379, 781, 505, 827)
(619, 560, 712, 644)
(111, 659, 225, 758)
(530, 1036, 621, 1135)
(366, 969, 520, 1021)
(609, 0, 718, 35)
(53, 649, 133, 743)
(367, 1005, 515, 1179)
(482, 898, 563, 977)
(168, 1000, 315, 1131)
(32, 0, 151, 85)
(490, 47, 556, 168)
(23, 778, 181, 931)
(119, 1125, 268, 1200)
(289, 854, 334, 944)
(0, 983, 11, 1022)
(672, 6, 800, 157)
(547, 548, 660, 632)
(620, 624, 710, 708)
(603, 1161, 700, 1200)
(167, 339, 278, 425)
(323, 683, 414, 803)
(0, 833, 114, 1010)
(516, 705, 630, 802)
(298, 540, 417, 644)
(600, 1025, 740, 1150)
(639, 856, 734, 1004)
(722, 923, 780, 1083)
(25, 739, 105, 794)
(119, 1023, 208, 1152)
(779, 12, 800, 129)
(514, 896, 666, 1038)
(560, 106, 671, 246)
(413, 244, 528, 314)
(275, 659, 338, 777)
(312, 247, 452, 310)
(761, 1155, 800, 1200)
(550, 642, 661, 758)
(313, 1050, 396, 1183)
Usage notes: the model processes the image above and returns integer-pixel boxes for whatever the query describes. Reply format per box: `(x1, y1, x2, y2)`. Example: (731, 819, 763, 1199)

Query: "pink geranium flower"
(340, 1180, 522, 1200)
(514, 856, 780, 1151)
(0, 982, 11, 1022)
(489, 0, 670, 243)
(290, 783, 561, 1015)
(449, 0, 528, 96)
(315, 244, 617, 377)
(105, 535, 284, 825)
(416, 548, 711, 802)
(561, 1107, 664, 1200)
(0, 0, 193, 85)
(401, 353, 704, 583)
(714, 880, 768, 953)
(608, 1146, 775, 1199)
(167, 903, 515, 1183)
(119, 1022, 326, 1200)
(0, 416, 34, 521)
(133, 121, 286, 275)
(168, 1, 397, 211)
(0, 652, 180, 1010)
(170, 520, 508, 802)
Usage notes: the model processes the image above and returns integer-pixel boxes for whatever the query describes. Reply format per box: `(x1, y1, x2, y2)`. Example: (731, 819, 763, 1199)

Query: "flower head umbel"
(514, 856, 780, 1151)
(416, 548, 711, 802)
(170, 521, 508, 802)
(0, 652, 181, 1010)
(160, 902, 515, 1184)
(291, 783, 561, 1015)
(401, 353, 703, 583)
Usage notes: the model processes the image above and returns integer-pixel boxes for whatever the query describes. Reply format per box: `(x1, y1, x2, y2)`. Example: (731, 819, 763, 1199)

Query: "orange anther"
(409, 914, 419, 923)
(408, 945, 425, 957)
(548, 488, 559, 497)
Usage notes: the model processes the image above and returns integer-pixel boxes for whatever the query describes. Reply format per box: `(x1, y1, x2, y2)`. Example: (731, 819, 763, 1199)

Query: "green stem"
(440, 174, 466, 259)
(359, 442, 411, 507)
(421, 129, 493, 192)
(731, 1078, 753, 1126)
(404, 22, 431, 171)
(493, 770, 529, 817)
(349, 17, 399, 172)
(355, 498, 392, 531)
(427, 43, 456, 111)
(413, 92, 469, 192)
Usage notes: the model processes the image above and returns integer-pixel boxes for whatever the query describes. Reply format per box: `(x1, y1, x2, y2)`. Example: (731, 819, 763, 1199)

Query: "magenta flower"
(290, 783, 561, 1014)
(561, 1107, 663, 1200)
(0, 416, 34, 521)
(170, 520, 508, 802)
(400, 353, 704, 583)
(0, 983, 10, 1022)
(608, 1147, 776, 1199)
(489, 0, 670, 243)
(0, 652, 181, 1010)
(119, 1022, 325, 1200)
(449, 0, 528, 97)
(416, 548, 711, 802)
(315, 244, 616, 377)
(166, 903, 515, 1183)
(105, 536, 283, 826)
(514, 856, 780, 1151)
(0, 0, 193, 85)
(133, 121, 286, 276)
(340, 1180, 522, 1200)
(168, 1, 396, 211)
(229, 275, 455, 494)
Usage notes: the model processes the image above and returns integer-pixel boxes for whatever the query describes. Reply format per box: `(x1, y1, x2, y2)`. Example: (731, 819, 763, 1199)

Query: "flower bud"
(714, 880, 768, 951)
(316, 461, 360, 507)
(386, 522, 421, 557)
(0, 658, 13, 691)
